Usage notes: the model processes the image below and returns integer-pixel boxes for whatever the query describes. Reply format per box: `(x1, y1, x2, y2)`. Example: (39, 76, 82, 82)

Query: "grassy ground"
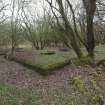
(0, 83, 80, 105)
(0, 83, 41, 105)
(13, 50, 75, 74)
(82, 45, 105, 61)
(25, 45, 105, 61)
(95, 45, 105, 61)
(13, 45, 105, 73)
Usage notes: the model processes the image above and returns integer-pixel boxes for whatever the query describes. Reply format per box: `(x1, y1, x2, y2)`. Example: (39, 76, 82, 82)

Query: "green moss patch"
(73, 56, 92, 66)
(12, 51, 71, 75)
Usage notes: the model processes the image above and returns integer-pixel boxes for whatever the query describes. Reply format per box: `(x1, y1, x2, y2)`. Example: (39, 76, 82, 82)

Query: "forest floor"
(0, 45, 105, 105)
(0, 54, 105, 105)
(0, 55, 82, 89)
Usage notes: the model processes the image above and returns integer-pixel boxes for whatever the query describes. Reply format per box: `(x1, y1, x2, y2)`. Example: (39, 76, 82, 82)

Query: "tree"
(21, 8, 49, 50)
(10, 0, 24, 56)
(45, 0, 83, 59)
(82, 0, 96, 59)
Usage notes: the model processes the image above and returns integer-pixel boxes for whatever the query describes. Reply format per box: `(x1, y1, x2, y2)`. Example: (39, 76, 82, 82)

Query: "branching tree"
(45, 0, 97, 61)
(10, 0, 24, 56)
(21, 7, 49, 50)
(45, 0, 83, 58)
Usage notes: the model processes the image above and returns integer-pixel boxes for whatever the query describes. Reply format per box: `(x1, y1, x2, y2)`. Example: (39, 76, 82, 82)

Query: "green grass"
(0, 83, 41, 105)
(0, 82, 82, 105)
(12, 45, 105, 74)
(34, 51, 72, 68)
(80, 45, 105, 61)
(95, 45, 105, 61)
(74, 45, 105, 65)
(13, 50, 75, 75)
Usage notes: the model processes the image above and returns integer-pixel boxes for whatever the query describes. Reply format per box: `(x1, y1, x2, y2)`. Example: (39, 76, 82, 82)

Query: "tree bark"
(83, 0, 96, 59)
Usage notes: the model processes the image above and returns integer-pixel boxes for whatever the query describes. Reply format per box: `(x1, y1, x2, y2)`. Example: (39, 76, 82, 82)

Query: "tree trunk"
(66, 30, 83, 58)
(57, 0, 83, 59)
(83, 0, 96, 59)
(71, 38, 83, 58)
(86, 13, 95, 58)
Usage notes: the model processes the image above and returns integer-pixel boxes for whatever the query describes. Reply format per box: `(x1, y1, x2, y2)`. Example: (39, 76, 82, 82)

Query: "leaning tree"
(45, 0, 83, 59)
(45, 0, 97, 60)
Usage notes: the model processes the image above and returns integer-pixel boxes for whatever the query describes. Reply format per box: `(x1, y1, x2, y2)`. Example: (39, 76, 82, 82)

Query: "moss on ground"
(11, 51, 71, 75)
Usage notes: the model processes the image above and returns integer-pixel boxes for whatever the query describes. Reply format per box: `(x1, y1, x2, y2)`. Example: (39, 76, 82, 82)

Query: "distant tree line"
(0, 0, 105, 62)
